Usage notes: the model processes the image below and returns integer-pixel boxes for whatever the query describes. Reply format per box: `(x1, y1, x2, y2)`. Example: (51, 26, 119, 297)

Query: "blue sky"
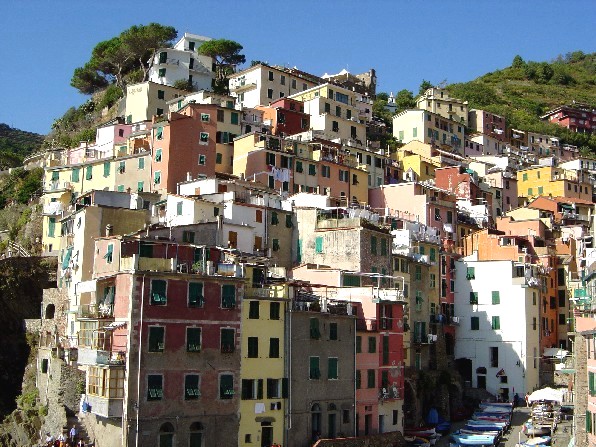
(2, 0, 595, 135)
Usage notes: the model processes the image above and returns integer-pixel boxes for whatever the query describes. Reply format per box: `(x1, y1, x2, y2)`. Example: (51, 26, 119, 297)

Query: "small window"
(309, 356, 320, 380)
(155, 149, 162, 162)
(147, 374, 163, 401)
(221, 328, 235, 353)
(198, 154, 206, 165)
(221, 284, 236, 308)
(269, 338, 280, 358)
(200, 113, 210, 122)
(247, 337, 259, 358)
(184, 374, 200, 400)
(148, 326, 165, 352)
(368, 336, 376, 353)
(187, 327, 201, 352)
(199, 132, 209, 144)
(176, 201, 183, 215)
(248, 301, 260, 319)
(492, 291, 500, 305)
(315, 236, 323, 253)
(470, 292, 478, 304)
(329, 323, 338, 340)
(270, 302, 280, 320)
(151, 279, 167, 305)
(328, 357, 338, 380)
(219, 374, 234, 399)
(471, 317, 479, 330)
(157, 90, 165, 100)
(492, 316, 501, 330)
(188, 282, 204, 308)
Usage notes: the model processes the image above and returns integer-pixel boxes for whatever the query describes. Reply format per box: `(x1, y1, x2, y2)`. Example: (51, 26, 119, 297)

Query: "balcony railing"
(78, 303, 114, 319)
(43, 202, 64, 215)
(44, 181, 72, 192)
(356, 318, 377, 332)
(379, 386, 400, 401)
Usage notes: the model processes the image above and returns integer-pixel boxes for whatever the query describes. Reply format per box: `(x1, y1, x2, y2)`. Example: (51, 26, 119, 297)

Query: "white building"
(229, 64, 320, 108)
(454, 256, 540, 399)
(148, 33, 214, 91)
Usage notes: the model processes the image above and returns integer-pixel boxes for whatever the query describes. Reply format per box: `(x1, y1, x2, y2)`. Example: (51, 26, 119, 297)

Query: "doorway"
(364, 414, 372, 435)
(379, 415, 385, 434)
(328, 413, 337, 438)
(261, 426, 273, 447)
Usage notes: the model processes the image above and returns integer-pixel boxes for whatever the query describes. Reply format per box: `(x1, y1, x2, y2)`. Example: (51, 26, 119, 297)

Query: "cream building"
(416, 87, 469, 125)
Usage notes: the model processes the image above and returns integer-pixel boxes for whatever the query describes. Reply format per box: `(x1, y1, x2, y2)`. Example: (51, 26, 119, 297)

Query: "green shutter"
(51, 171, 59, 181)
(492, 291, 500, 304)
(371, 236, 377, 255)
(315, 236, 323, 253)
(72, 169, 80, 182)
(356, 336, 362, 353)
(48, 217, 56, 237)
(219, 374, 233, 399)
(356, 370, 361, 389)
(221, 329, 235, 352)
(286, 214, 293, 228)
(309, 357, 320, 379)
(186, 327, 201, 352)
(382, 335, 389, 365)
(148, 327, 164, 352)
(177, 201, 183, 215)
(297, 239, 302, 263)
(137, 181, 144, 192)
(492, 316, 500, 330)
(466, 267, 475, 279)
(470, 292, 478, 304)
(138, 157, 145, 169)
(85, 166, 93, 180)
(271, 211, 279, 225)
(185, 375, 199, 399)
(328, 358, 338, 379)
(471, 317, 479, 330)
(310, 318, 321, 339)
(103, 162, 110, 177)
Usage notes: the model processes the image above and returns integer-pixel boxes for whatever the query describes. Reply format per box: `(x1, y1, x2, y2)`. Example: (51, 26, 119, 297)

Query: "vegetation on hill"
(446, 51, 596, 151)
(198, 39, 246, 94)
(0, 124, 44, 168)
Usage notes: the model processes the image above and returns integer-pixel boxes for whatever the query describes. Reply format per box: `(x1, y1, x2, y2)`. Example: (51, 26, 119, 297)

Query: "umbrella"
(528, 387, 564, 403)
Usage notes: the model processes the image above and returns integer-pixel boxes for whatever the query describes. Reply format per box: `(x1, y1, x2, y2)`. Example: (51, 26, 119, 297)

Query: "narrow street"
(435, 406, 573, 447)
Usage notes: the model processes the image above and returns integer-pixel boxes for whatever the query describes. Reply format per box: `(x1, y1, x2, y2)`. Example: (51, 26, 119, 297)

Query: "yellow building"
(41, 140, 152, 255)
(516, 165, 593, 203)
(393, 110, 465, 153)
(239, 265, 288, 447)
(394, 141, 443, 182)
(124, 81, 187, 123)
(416, 87, 469, 126)
(289, 83, 367, 143)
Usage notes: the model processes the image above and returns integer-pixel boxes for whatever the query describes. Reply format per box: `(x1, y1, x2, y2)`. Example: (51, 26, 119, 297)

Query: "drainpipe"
(353, 314, 357, 437)
(285, 289, 292, 446)
(134, 274, 146, 447)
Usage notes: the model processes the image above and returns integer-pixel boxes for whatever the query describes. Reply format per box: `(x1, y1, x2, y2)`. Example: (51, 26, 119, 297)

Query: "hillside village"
(22, 31, 596, 447)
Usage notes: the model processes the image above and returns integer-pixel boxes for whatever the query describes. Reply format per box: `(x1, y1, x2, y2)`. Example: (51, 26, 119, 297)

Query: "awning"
(104, 321, 126, 331)
(543, 348, 568, 359)
(528, 387, 565, 403)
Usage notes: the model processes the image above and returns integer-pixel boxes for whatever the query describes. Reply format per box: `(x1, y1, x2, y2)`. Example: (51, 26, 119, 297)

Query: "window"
(231, 112, 239, 125)
(221, 284, 236, 308)
(266, 378, 283, 399)
(371, 236, 377, 255)
(157, 89, 165, 100)
(430, 247, 436, 262)
(72, 168, 80, 182)
(415, 266, 422, 281)
(199, 132, 209, 144)
(184, 374, 200, 400)
(269, 338, 279, 358)
(151, 280, 167, 305)
(308, 164, 316, 176)
(176, 201, 183, 216)
(268, 71, 274, 81)
(470, 292, 478, 304)
(332, 121, 339, 132)
(249, 301, 260, 319)
(219, 374, 234, 399)
(187, 327, 201, 352)
(490, 347, 499, 367)
(559, 313, 566, 325)
(286, 214, 293, 228)
(328, 358, 338, 379)
(248, 337, 259, 358)
(158, 68, 166, 77)
(296, 161, 303, 173)
(309, 357, 320, 379)
(217, 109, 224, 122)
(492, 316, 501, 330)
(329, 323, 338, 340)
(368, 336, 376, 353)
(267, 88, 273, 99)
(148, 326, 165, 352)
(470, 317, 479, 330)
(321, 165, 330, 178)
(154, 171, 161, 185)
(105, 244, 113, 263)
(147, 374, 163, 401)
(315, 236, 324, 253)
(156, 108, 164, 116)
(430, 273, 436, 288)
(221, 328, 235, 353)
(310, 318, 321, 339)
(492, 291, 500, 305)
(356, 336, 362, 353)
(270, 302, 280, 320)
(138, 157, 145, 170)
(85, 166, 93, 180)
(155, 149, 162, 162)
(367, 369, 375, 388)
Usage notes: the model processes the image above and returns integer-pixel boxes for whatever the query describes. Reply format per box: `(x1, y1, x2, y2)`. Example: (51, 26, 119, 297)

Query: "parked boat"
(467, 420, 507, 429)
(449, 432, 497, 446)
(522, 422, 551, 436)
(405, 435, 431, 447)
(459, 428, 501, 438)
(404, 427, 436, 437)
(518, 436, 551, 446)
(464, 424, 503, 434)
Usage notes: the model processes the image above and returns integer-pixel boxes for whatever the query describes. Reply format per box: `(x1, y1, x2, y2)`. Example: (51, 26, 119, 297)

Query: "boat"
(449, 432, 497, 446)
(467, 420, 507, 429)
(522, 422, 551, 436)
(405, 435, 431, 447)
(459, 428, 501, 437)
(479, 402, 513, 409)
(404, 427, 436, 437)
(436, 421, 451, 435)
(464, 424, 503, 434)
(478, 405, 512, 414)
(518, 436, 551, 446)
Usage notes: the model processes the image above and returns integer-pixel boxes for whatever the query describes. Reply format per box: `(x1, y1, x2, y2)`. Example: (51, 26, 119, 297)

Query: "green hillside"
(0, 124, 44, 168)
(446, 51, 596, 150)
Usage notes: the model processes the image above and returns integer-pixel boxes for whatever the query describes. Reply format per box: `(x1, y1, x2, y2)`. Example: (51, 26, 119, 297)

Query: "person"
(56, 433, 66, 447)
(45, 433, 54, 447)
(77, 440, 85, 447)
(513, 392, 520, 408)
(69, 425, 77, 444)
(525, 392, 530, 407)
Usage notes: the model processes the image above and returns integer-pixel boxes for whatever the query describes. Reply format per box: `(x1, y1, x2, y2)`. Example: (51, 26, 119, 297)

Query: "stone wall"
(574, 332, 588, 447)
(313, 429, 405, 447)
(79, 412, 122, 447)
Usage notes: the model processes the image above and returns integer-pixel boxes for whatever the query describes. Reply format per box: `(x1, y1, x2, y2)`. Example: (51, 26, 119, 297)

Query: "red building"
(151, 104, 219, 194)
(541, 104, 596, 133)
(87, 236, 244, 447)
(257, 98, 310, 137)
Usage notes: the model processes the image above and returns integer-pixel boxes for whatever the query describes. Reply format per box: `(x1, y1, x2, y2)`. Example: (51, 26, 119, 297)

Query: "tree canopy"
(198, 39, 246, 94)
(71, 23, 177, 94)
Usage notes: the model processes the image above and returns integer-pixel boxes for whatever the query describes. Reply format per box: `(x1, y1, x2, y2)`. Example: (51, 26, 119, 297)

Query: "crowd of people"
(43, 425, 85, 447)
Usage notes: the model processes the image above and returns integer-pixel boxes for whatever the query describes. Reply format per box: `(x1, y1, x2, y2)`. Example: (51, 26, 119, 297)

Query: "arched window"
(159, 422, 174, 447)
(45, 304, 55, 319)
(189, 422, 204, 447)
(311, 403, 322, 441)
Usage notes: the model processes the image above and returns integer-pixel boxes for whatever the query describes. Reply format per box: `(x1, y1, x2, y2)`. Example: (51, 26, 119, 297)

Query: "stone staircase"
(66, 415, 93, 446)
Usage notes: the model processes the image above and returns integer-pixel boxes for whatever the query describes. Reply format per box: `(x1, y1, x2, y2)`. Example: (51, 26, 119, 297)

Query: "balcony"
(379, 386, 401, 401)
(78, 303, 114, 319)
(85, 393, 123, 418)
(121, 255, 176, 273)
(356, 318, 378, 332)
(44, 181, 73, 193)
(232, 82, 257, 93)
(245, 285, 285, 299)
(43, 202, 65, 216)
(372, 288, 406, 303)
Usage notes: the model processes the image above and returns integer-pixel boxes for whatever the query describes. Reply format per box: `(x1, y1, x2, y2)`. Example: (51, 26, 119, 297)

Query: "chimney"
(105, 224, 113, 237)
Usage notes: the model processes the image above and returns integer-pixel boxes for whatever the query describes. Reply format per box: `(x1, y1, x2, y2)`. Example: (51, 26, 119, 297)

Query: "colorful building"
(517, 165, 594, 203)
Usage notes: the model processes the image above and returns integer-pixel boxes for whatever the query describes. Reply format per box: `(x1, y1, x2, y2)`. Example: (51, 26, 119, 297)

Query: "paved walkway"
(436, 406, 573, 447)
